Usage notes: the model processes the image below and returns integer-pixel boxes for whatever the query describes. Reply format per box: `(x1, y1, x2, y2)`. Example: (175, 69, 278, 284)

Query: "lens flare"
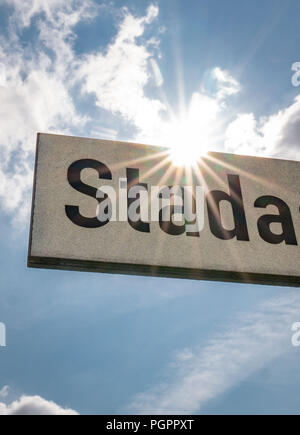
(163, 93, 221, 166)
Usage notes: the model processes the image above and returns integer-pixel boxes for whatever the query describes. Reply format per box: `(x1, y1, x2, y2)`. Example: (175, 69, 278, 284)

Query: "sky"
(0, 0, 300, 415)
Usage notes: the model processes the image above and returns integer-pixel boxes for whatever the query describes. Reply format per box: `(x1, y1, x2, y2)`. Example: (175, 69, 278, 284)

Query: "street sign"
(28, 133, 300, 287)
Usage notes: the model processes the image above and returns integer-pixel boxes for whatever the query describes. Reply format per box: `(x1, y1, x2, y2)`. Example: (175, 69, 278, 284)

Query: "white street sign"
(28, 133, 300, 287)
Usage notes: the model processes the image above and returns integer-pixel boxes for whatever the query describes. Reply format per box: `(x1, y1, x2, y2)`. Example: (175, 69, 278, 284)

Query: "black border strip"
(27, 255, 300, 287)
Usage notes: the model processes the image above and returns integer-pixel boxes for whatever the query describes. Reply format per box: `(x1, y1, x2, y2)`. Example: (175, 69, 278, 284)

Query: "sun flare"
(168, 127, 209, 167)
(162, 93, 221, 167)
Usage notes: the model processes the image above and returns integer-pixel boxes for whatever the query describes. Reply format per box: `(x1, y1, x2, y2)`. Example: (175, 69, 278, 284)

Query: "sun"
(169, 130, 209, 167)
(162, 93, 221, 167)
(166, 117, 211, 167)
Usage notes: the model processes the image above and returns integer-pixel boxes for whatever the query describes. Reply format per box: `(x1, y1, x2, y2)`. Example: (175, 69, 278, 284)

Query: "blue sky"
(0, 0, 300, 415)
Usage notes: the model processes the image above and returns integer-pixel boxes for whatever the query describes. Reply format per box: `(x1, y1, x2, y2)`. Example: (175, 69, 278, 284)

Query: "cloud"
(213, 67, 241, 101)
(78, 5, 166, 139)
(2, 0, 96, 29)
(135, 66, 241, 156)
(129, 292, 300, 414)
(0, 390, 79, 415)
(0, 386, 9, 399)
(225, 95, 300, 159)
(0, 0, 95, 224)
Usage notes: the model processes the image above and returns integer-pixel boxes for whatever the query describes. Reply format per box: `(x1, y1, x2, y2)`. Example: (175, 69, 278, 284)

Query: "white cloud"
(78, 5, 166, 139)
(3, 0, 65, 27)
(213, 67, 241, 101)
(225, 113, 264, 155)
(225, 95, 300, 159)
(137, 67, 241, 158)
(144, 4, 159, 23)
(0, 0, 94, 224)
(0, 390, 78, 415)
(0, 386, 9, 399)
(129, 292, 300, 414)
(2, 0, 96, 29)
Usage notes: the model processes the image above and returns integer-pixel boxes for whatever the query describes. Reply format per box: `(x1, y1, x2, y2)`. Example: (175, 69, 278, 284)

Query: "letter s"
(65, 159, 112, 228)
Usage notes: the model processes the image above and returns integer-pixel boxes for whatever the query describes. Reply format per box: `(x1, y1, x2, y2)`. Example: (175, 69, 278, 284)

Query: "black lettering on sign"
(126, 168, 150, 233)
(206, 174, 250, 241)
(255, 196, 298, 245)
(65, 159, 112, 228)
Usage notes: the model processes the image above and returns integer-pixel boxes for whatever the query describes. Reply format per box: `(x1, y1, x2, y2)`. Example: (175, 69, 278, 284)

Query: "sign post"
(28, 133, 300, 287)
